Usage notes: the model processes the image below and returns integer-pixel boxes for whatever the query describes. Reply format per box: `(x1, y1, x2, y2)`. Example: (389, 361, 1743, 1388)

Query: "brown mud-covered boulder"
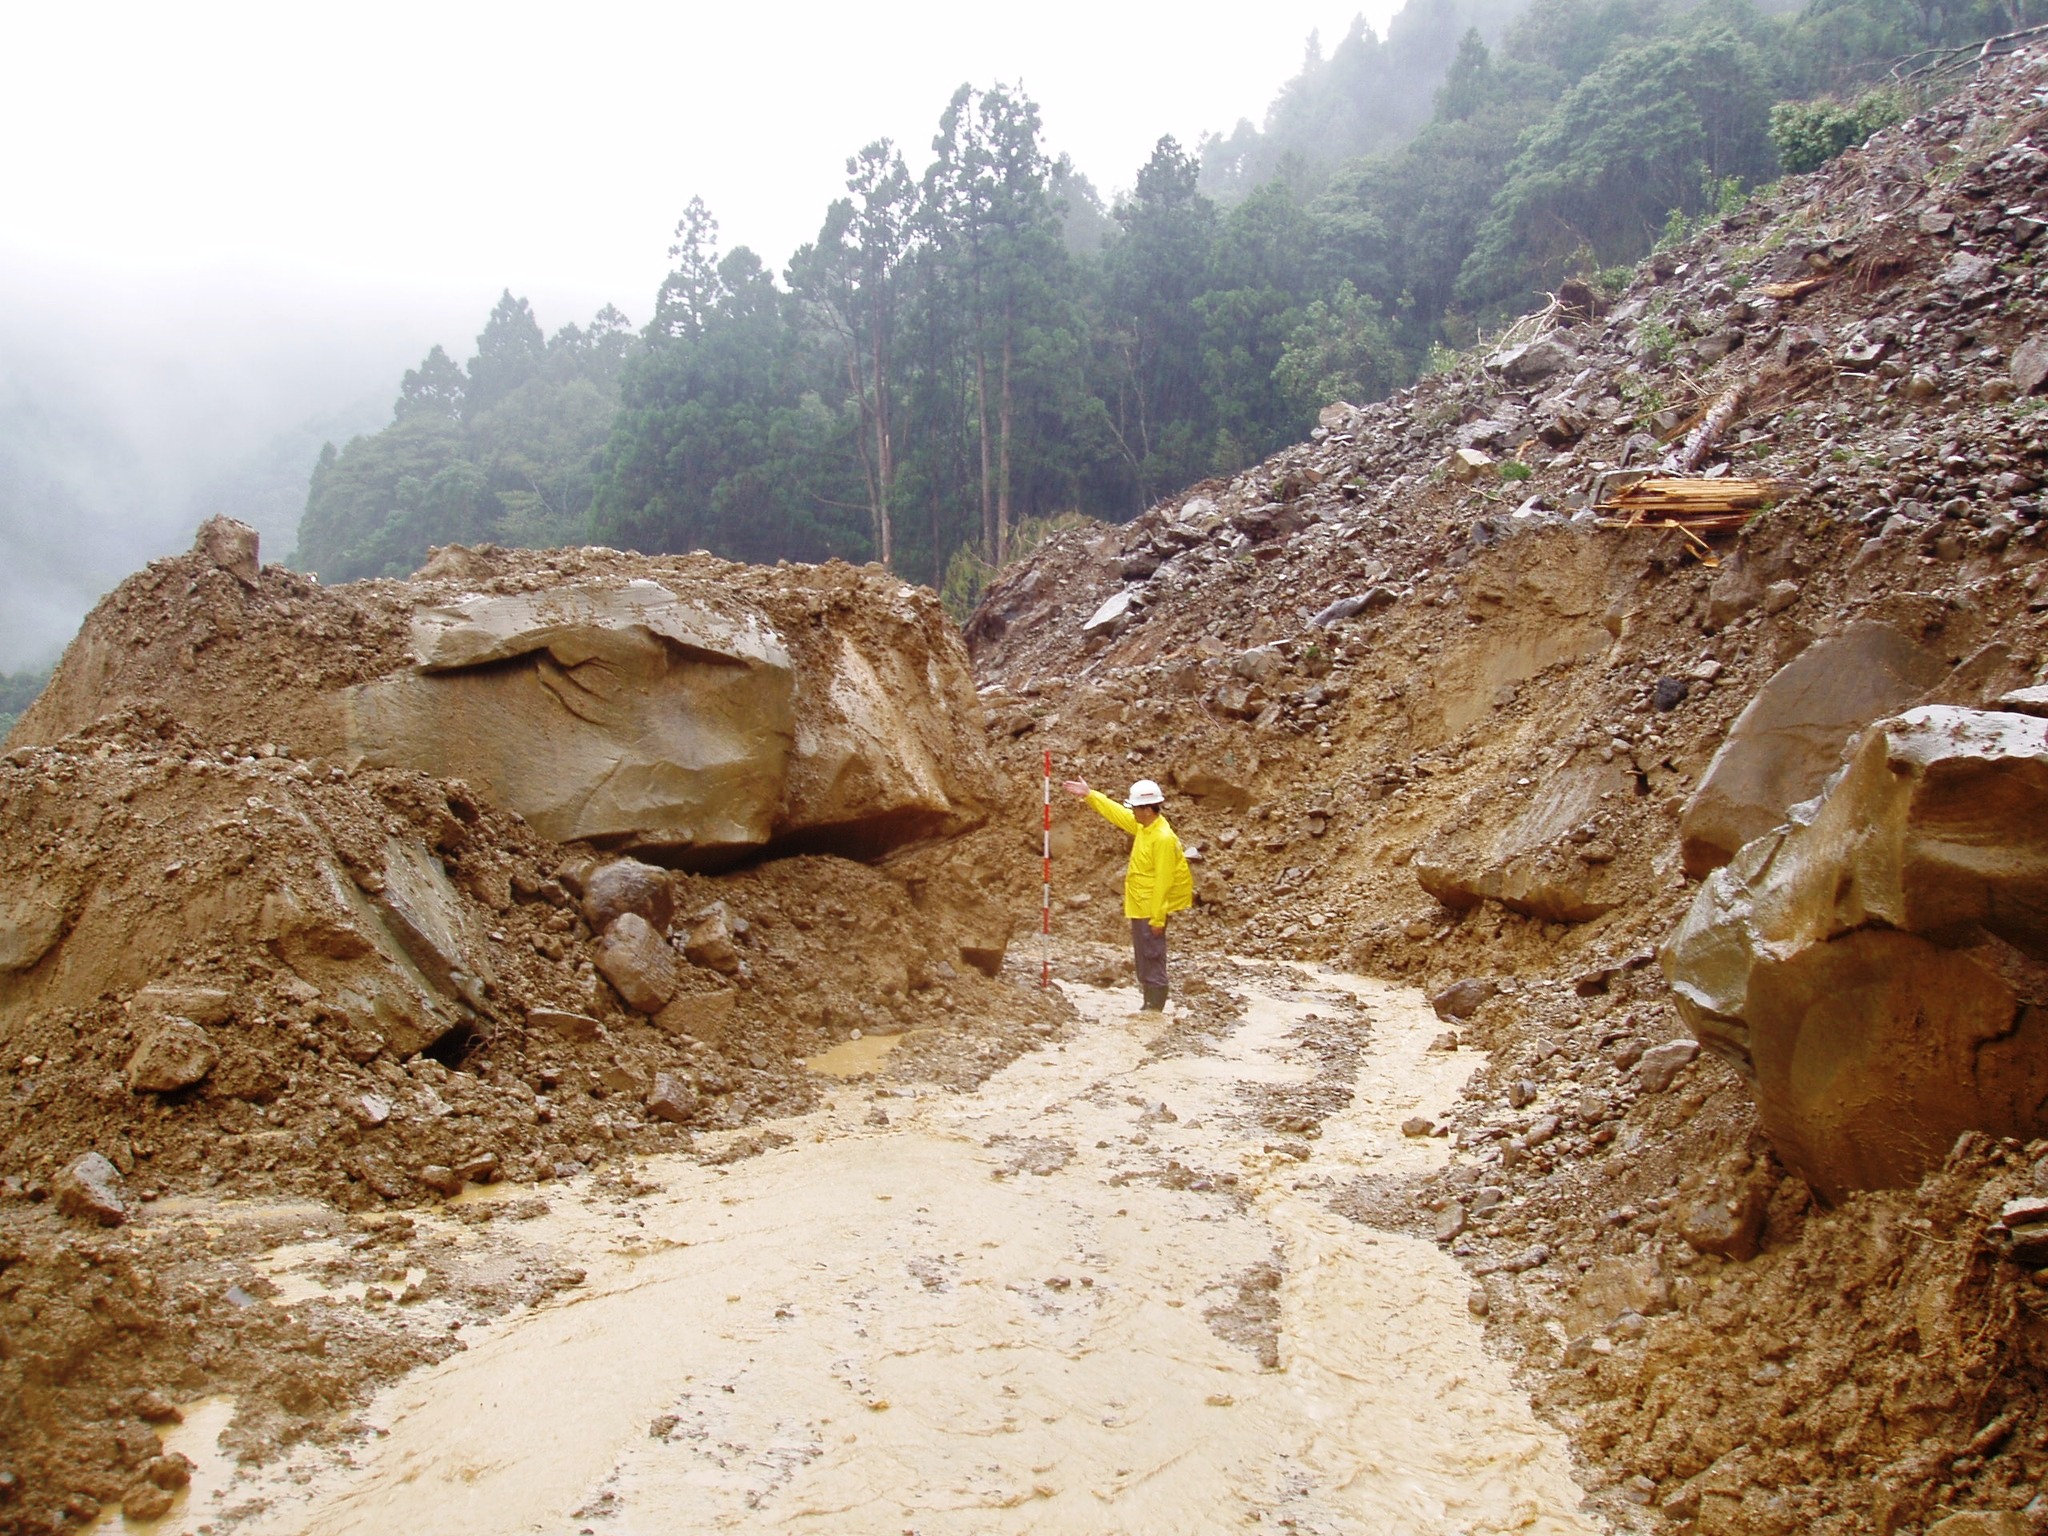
(680, 902, 743, 975)
(0, 739, 495, 1065)
(0, 888, 71, 973)
(343, 580, 796, 856)
(1678, 622, 1945, 877)
(193, 514, 261, 587)
(14, 531, 996, 866)
(1663, 706, 2048, 1200)
(1414, 757, 1634, 922)
(593, 913, 683, 1014)
(580, 858, 677, 934)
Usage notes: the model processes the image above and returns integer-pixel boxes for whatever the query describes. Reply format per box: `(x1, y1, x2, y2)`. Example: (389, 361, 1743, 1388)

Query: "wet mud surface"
(121, 956, 1598, 1535)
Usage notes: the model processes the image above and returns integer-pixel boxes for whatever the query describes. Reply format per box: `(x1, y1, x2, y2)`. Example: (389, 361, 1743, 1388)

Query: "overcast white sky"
(3, 0, 1395, 327)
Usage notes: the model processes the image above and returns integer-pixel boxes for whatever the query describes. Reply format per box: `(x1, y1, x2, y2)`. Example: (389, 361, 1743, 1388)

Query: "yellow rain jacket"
(1084, 790, 1194, 926)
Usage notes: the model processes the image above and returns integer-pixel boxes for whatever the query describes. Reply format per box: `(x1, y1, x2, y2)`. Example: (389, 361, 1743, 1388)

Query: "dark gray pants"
(1130, 919, 1168, 990)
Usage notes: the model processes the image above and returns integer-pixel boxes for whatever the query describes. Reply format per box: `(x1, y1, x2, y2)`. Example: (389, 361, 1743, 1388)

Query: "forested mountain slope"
(293, 295, 632, 581)
(300, 0, 2048, 602)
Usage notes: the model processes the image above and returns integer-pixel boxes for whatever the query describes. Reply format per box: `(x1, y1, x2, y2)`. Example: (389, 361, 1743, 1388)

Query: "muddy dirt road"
(153, 964, 1600, 1535)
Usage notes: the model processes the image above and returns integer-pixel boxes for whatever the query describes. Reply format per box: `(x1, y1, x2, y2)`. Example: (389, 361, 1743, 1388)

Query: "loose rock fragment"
(595, 912, 683, 1012)
(55, 1153, 127, 1226)
(132, 1392, 182, 1425)
(194, 514, 261, 586)
(581, 858, 676, 935)
(653, 988, 735, 1041)
(1430, 978, 1499, 1021)
(1635, 1039, 1699, 1093)
(122, 1483, 174, 1521)
(1676, 1187, 1767, 1261)
(681, 903, 743, 975)
(132, 984, 233, 1026)
(125, 1019, 218, 1094)
(645, 1072, 700, 1124)
(528, 1008, 606, 1041)
(417, 1165, 465, 1197)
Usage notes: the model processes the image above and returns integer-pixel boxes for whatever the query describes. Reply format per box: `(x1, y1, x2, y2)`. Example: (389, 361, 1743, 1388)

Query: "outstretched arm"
(1079, 787, 1140, 835)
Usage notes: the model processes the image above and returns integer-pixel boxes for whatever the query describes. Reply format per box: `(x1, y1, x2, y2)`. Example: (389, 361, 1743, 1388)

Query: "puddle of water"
(227, 962, 1602, 1536)
(802, 1032, 905, 1077)
(87, 1397, 238, 1536)
(250, 1239, 427, 1305)
(144, 1197, 333, 1224)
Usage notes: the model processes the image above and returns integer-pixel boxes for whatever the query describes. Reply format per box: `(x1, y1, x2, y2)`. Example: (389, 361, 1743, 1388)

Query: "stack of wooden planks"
(1594, 475, 1792, 560)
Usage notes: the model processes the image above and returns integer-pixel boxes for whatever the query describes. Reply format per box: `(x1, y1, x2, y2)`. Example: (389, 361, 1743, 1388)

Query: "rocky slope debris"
(15, 526, 996, 864)
(969, 44, 2048, 1536)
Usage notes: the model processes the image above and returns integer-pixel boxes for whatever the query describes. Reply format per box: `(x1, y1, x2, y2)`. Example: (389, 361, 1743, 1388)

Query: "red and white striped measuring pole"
(1041, 749, 1053, 989)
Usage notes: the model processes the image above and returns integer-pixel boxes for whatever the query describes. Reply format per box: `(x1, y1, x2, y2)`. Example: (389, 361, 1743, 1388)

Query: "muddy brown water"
(142, 965, 1602, 1535)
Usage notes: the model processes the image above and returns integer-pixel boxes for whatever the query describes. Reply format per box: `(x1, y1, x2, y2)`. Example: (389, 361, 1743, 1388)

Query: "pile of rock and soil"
(967, 43, 2048, 1536)
(0, 531, 1065, 1529)
(12, 41, 2048, 1536)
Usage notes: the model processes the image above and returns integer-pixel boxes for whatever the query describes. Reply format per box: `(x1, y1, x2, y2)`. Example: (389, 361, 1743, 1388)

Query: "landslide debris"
(0, 542, 1062, 1530)
(970, 45, 2048, 1536)
(14, 533, 995, 865)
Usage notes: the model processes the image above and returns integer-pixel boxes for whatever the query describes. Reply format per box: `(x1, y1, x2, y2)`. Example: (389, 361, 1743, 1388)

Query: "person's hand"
(1149, 920, 1166, 933)
(1062, 779, 1090, 798)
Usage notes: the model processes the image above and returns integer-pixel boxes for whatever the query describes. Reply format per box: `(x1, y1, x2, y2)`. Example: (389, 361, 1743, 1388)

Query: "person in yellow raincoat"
(1063, 776, 1193, 1011)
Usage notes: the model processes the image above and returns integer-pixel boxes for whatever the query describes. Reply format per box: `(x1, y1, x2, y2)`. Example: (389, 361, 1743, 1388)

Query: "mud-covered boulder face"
(343, 581, 797, 858)
(1677, 622, 1945, 877)
(15, 526, 996, 865)
(1413, 757, 1636, 923)
(1662, 706, 2048, 1201)
(363, 567, 996, 861)
(0, 744, 498, 1064)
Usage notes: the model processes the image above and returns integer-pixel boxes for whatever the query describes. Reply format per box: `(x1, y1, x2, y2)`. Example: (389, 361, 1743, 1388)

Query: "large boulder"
(344, 581, 797, 858)
(13, 536, 996, 865)
(1662, 706, 2048, 1200)
(1678, 623, 1945, 877)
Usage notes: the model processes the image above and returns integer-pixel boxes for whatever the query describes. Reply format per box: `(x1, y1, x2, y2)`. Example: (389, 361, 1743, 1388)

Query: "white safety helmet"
(1125, 779, 1166, 808)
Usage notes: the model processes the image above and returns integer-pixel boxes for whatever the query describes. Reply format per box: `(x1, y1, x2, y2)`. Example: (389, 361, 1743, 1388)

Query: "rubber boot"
(1141, 985, 1168, 1013)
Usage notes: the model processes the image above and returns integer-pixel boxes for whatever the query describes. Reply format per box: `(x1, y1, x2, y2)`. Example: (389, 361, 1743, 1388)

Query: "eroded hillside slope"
(971, 46, 2048, 1536)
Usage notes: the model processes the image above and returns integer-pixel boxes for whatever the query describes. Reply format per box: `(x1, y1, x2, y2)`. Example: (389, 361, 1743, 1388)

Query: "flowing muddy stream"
(172, 964, 1602, 1535)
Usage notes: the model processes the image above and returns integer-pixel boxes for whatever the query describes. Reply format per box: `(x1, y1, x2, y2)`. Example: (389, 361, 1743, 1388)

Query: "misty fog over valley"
(0, 276, 435, 668)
